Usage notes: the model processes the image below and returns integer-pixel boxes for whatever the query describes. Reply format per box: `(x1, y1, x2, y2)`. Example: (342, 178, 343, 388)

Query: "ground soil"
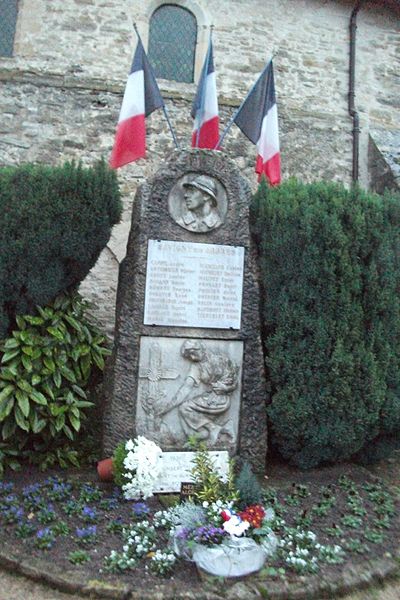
(0, 454, 399, 598)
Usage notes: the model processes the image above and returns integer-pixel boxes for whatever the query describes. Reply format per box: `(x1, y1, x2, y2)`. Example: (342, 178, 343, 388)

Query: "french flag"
(110, 39, 164, 169)
(234, 61, 281, 185)
(191, 39, 219, 149)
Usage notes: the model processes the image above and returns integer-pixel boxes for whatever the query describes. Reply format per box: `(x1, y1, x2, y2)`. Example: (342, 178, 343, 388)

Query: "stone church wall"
(0, 0, 399, 335)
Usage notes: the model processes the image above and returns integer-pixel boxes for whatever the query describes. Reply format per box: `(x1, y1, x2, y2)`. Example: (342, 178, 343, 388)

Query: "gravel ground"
(1, 568, 400, 600)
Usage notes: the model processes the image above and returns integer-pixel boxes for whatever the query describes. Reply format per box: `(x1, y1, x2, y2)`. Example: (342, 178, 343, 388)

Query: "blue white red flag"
(110, 39, 164, 169)
(191, 39, 219, 149)
(234, 61, 281, 185)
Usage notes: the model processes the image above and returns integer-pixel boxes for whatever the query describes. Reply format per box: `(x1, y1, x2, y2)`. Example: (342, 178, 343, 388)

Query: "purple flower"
(132, 502, 150, 518)
(22, 483, 42, 496)
(176, 527, 190, 541)
(79, 484, 102, 502)
(37, 527, 51, 539)
(37, 503, 56, 524)
(47, 481, 72, 501)
(4, 494, 18, 505)
(100, 497, 119, 510)
(82, 506, 97, 522)
(3, 505, 24, 524)
(35, 527, 55, 549)
(75, 525, 97, 544)
(0, 482, 14, 495)
(22, 485, 44, 509)
(191, 525, 228, 546)
(112, 487, 122, 500)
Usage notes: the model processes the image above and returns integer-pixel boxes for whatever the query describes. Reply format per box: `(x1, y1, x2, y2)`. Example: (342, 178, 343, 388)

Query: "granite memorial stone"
(103, 150, 268, 472)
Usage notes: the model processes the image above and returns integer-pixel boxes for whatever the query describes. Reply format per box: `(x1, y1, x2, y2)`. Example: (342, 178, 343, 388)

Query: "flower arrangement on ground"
(112, 437, 163, 500)
(153, 444, 278, 577)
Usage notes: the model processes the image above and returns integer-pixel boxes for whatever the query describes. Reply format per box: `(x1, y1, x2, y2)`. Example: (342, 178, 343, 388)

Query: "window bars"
(0, 0, 18, 57)
(148, 4, 197, 84)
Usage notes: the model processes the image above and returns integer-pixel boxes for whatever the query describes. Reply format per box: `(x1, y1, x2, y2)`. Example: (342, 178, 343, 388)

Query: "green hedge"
(251, 179, 400, 468)
(0, 160, 121, 338)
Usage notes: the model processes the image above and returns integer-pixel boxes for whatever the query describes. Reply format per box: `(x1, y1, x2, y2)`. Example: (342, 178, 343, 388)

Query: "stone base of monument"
(103, 150, 268, 473)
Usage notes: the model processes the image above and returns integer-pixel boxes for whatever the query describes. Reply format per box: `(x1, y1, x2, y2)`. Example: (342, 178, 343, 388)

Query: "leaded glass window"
(0, 0, 18, 57)
(148, 4, 197, 83)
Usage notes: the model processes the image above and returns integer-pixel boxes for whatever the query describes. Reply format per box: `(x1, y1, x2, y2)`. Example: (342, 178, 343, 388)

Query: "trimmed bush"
(251, 178, 400, 468)
(0, 160, 121, 338)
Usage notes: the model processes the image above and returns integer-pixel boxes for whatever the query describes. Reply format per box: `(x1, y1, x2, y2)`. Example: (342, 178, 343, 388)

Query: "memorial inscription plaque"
(154, 451, 229, 493)
(144, 240, 244, 329)
(103, 150, 268, 473)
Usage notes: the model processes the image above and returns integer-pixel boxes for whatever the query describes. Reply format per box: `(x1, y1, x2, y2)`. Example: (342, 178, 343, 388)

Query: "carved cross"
(139, 342, 179, 415)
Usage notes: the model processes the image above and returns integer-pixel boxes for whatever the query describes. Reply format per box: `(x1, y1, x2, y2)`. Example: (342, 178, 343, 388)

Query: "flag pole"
(214, 52, 276, 150)
(133, 22, 180, 149)
(195, 25, 213, 148)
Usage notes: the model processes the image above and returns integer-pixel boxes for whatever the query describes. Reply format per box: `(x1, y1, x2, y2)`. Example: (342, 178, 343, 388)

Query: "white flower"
(125, 439, 135, 451)
(223, 515, 250, 537)
(264, 508, 275, 522)
(119, 437, 162, 500)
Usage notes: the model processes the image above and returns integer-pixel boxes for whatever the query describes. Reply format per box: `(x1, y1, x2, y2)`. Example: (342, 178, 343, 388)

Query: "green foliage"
(235, 462, 263, 509)
(112, 441, 128, 487)
(0, 160, 121, 338)
(251, 179, 400, 468)
(190, 442, 237, 503)
(68, 550, 91, 565)
(0, 292, 110, 472)
(0, 442, 21, 478)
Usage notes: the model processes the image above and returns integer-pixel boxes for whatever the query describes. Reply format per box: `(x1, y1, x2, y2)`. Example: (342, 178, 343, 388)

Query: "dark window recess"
(0, 0, 18, 57)
(148, 4, 197, 83)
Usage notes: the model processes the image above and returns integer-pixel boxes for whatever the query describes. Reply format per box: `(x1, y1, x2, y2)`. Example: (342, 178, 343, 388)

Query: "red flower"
(239, 504, 265, 529)
(220, 510, 231, 522)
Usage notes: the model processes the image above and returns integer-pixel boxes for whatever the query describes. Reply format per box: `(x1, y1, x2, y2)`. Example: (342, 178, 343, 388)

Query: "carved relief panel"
(136, 336, 243, 453)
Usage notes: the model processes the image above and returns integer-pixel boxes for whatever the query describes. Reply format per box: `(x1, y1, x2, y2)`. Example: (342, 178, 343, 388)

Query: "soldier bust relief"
(169, 174, 226, 233)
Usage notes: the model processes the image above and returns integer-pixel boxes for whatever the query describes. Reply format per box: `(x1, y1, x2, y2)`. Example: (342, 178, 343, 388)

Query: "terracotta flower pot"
(97, 457, 114, 482)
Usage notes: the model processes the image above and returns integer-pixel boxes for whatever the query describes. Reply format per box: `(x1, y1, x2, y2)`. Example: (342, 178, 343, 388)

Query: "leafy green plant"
(190, 442, 237, 504)
(293, 510, 313, 528)
(324, 524, 344, 538)
(112, 440, 129, 488)
(364, 528, 385, 544)
(68, 550, 91, 565)
(53, 521, 70, 536)
(343, 537, 370, 554)
(341, 514, 363, 529)
(0, 292, 110, 471)
(312, 492, 336, 517)
(104, 550, 136, 573)
(235, 462, 263, 509)
(15, 521, 36, 538)
(0, 443, 20, 478)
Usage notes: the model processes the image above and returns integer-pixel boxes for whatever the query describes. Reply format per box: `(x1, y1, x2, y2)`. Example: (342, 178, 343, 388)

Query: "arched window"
(0, 0, 18, 57)
(148, 4, 197, 83)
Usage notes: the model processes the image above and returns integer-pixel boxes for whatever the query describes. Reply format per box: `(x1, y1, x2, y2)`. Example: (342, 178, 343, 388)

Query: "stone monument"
(103, 150, 268, 472)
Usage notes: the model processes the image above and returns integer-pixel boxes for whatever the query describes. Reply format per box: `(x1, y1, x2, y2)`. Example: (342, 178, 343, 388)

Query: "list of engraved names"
(144, 240, 244, 329)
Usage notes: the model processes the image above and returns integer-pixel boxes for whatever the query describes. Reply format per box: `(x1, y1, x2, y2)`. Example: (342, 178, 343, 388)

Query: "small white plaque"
(144, 240, 244, 329)
(154, 450, 229, 493)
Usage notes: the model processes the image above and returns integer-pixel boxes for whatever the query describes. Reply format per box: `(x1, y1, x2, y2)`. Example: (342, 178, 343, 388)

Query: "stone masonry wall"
(0, 0, 399, 335)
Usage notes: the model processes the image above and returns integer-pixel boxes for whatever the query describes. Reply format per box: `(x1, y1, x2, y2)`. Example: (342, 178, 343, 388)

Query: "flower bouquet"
(171, 499, 277, 577)
(112, 436, 163, 500)
(155, 444, 278, 577)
